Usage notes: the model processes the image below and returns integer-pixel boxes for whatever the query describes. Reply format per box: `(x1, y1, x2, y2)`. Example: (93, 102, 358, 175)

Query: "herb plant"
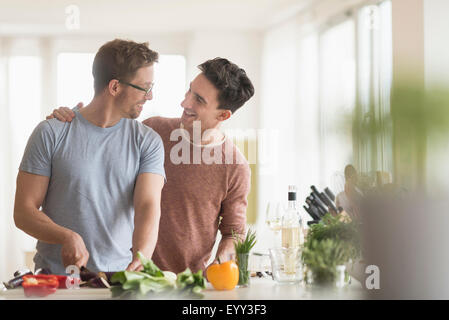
(302, 214, 361, 285)
(233, 228, 257, 286)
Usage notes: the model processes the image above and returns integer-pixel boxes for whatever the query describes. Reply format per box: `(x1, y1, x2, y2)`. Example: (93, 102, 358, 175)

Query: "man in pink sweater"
(49, 57, 255, 274)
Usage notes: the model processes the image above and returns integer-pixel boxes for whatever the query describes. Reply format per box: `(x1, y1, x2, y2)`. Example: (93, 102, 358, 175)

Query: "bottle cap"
(288, 185, 297, 201)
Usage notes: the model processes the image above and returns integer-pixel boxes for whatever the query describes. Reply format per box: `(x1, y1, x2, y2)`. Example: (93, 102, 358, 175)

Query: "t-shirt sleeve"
(19, 121, 56, 177)
(219, 164, 251, 239)
(139, 131, 166, 182)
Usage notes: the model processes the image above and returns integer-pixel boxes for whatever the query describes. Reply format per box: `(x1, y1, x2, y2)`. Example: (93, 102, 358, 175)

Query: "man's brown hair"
(92, 39, 159, 95)
(198, 58, 254, 114)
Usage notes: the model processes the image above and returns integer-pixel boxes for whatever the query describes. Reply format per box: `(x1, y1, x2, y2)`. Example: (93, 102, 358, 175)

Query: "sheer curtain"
(356, 1, 393, 179)
(138, 55, 186, 120)
(319, 19, 356, 193)
(296, 33, 320, 224)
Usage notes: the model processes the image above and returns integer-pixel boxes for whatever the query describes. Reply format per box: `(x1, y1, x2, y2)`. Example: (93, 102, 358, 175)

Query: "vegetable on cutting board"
(110, 252, 206, 299)
(79, 267, 116, 288)
(22, 275, 59, 297)
(206, 259, 239, 290)
(54, 275, 81, 289)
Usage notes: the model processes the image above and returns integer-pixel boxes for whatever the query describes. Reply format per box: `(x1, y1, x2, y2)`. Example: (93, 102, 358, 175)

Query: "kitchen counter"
(0, 277, 365, 300)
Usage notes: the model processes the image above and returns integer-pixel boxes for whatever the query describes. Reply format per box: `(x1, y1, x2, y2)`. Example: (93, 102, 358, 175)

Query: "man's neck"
(80, 96, 122, 128)
(181, 122, 225, 146)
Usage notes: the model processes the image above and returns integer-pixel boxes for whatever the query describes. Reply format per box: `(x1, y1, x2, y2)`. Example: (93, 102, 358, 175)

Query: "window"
(319, 19, 356, 193)
(8, 55, 43, 257)
(57, 53, 95, 107)
(296, 34, 320, 201)
(355, 1, 393, 179)
(296, 0, 392, 194)
(139, 54, 186, 121)
(9, 56, 42, 182)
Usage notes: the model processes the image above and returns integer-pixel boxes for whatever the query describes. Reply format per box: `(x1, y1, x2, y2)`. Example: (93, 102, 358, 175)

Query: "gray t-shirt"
(19, 109, 166, 274)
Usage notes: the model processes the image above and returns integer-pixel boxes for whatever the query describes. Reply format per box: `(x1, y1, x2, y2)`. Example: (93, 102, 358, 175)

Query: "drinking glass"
(265, 201, 282, 245)
(269, 247, 302, 284)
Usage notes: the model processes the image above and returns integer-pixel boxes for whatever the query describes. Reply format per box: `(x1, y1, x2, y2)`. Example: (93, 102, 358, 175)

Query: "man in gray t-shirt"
(14, 39, 165, 274)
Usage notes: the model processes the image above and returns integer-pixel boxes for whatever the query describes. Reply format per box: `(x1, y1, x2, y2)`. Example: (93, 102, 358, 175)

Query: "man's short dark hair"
(92, 39, 159, 95)
(198, 58, 255, 113)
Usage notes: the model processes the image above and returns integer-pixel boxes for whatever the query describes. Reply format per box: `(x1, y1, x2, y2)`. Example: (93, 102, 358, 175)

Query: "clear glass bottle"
(281, 185, 303, 248)
(281, 185, 304, 275)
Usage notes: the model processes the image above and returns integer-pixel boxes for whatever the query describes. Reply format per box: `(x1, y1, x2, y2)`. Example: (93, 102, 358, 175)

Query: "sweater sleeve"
(219, 162, 251, 239)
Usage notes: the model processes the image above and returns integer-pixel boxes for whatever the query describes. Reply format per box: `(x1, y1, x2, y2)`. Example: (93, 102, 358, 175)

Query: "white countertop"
(0, 277, 365, 300)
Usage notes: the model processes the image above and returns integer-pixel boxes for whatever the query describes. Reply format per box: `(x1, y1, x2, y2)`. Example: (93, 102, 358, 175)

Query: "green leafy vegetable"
(110, 252, 206, 299)
(137, 251, 164, 277)
(175, 268, 206, 298)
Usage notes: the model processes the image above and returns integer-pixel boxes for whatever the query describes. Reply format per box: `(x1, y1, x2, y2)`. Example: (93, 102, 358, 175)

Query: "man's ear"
(217, 109, 232, 121)
(108, 79, 120, 97)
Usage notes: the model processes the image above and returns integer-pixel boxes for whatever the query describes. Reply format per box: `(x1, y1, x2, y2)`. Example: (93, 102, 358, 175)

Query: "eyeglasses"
(119, 80, 154, 97)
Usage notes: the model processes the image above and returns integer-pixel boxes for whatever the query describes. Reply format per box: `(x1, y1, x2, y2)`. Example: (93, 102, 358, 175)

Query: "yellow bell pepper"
(206, 259, 239, 290)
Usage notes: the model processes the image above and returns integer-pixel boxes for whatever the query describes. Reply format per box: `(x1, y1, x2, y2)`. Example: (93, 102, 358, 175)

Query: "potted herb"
(233, 228, 257, 287)
(302, 214, 361, 286)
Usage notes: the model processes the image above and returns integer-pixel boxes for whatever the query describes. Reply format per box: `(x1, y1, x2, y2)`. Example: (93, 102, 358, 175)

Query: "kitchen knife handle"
(311, 193, 328, 215)
(325, 187, 336, 201)
(303, 205, 320, 221)
(320, 192, 339, 213)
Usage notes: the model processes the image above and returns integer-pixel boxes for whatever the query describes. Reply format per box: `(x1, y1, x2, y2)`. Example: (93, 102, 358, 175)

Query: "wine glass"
(265, 201, 282, 245)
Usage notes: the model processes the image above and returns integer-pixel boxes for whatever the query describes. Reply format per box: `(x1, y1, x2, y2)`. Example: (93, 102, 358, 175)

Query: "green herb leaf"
(233, 228, 257, 254)
(137, 251, 164, 277)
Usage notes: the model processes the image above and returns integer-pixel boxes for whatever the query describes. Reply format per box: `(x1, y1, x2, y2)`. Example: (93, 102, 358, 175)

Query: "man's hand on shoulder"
(46, 102, 83, 122)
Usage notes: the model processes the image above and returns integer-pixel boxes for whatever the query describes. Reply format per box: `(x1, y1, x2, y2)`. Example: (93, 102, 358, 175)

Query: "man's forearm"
(131, 203, 161, 258)
(14, 206, 74, 245)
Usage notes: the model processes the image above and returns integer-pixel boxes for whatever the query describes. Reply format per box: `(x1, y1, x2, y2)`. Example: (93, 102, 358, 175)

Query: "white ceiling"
(0, 0, 318, 36)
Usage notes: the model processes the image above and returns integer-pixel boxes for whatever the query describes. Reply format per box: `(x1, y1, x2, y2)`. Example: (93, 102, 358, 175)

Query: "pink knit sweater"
(143, 117, 251, 273)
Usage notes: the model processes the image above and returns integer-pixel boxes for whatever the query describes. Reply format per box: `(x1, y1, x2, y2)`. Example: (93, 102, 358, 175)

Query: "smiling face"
(116, 65, 154, 119)
(180, 73, 230, 133)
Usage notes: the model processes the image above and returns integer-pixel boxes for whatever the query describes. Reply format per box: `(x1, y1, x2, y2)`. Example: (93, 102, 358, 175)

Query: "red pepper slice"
(54, 275, 81, 289)
(22, 275, 59, 297)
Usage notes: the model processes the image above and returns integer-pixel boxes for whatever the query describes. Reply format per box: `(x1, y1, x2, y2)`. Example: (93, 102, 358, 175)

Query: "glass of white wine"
(265, 201, 282, 245)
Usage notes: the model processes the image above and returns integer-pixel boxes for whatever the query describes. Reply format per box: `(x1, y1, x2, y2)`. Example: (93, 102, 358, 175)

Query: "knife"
(310, 193, 328, 216)
(320, 192, 339, 215)
(303, 205, 321, 221)
(324, 187, 335, 201)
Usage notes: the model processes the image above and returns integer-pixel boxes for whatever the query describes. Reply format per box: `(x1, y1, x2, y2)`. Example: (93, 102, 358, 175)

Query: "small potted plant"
(302, 213, 361, 286)
(233, 228, 257, 287)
